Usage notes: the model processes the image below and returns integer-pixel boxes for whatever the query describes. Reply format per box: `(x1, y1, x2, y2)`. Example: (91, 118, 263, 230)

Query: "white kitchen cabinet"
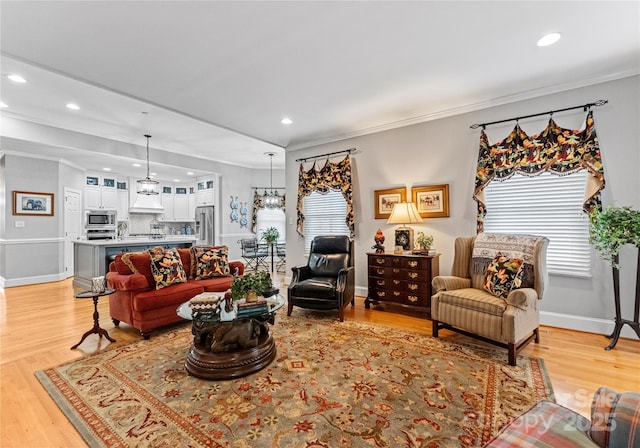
(160, 185, 194, 221)
(195, 175, 216, 206)
(85, 173, 117, 209)
(161, 186, 175, 221)
(116, 180, 129, 221)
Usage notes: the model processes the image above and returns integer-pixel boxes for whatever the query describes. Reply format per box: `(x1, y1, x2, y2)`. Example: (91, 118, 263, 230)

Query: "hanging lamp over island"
(130, 134, 164, 213)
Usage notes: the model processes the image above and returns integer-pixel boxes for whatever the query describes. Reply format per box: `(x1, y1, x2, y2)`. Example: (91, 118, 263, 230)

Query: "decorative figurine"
(372, 228, 385, 253)
(239, 202, 249, 228)
(230, 196, 239, 222)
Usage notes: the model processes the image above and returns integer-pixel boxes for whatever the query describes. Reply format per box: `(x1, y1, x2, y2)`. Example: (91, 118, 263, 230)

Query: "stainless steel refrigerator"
(195, 206, 215, 246)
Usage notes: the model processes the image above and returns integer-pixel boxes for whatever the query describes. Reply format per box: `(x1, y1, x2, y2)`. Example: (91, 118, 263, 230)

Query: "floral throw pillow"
(483, 254, 525, 299)
(148, 247, 187, 290)
(191, 245, 230, 280)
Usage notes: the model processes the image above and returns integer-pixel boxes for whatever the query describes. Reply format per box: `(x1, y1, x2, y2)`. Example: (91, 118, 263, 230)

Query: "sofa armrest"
(432, 276, 471, 293)
(106, 272, 149, 291)
(506, 288, 539, 310)
(229, 261, 245, 277)
(590, 387, 640, 448)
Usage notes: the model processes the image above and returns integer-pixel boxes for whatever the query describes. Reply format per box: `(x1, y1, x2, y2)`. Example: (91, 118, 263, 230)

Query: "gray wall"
(285, 75, 640, 336)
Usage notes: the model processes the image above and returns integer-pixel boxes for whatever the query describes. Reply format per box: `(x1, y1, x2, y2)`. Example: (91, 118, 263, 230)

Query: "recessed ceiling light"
(537, 32, 561, 47)
(7, 74, 26, 83)
(103, 167, 112, 171)
(0, 102, 7, 108)
(66, 103, 80, 110)
(132, 163, 141, 167)
(174, 179, 181, 182)
(150, 172, 157, 176)
(186, 172, 194, 175)
(281, 117, 293, 125)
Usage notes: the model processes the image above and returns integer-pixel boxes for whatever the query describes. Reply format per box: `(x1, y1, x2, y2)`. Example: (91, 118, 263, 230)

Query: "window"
(302, 190, 350, 255)
(483, 170, 590, 277)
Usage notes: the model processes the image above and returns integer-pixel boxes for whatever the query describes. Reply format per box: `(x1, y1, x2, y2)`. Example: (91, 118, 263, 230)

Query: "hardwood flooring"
(1, 278, 639, 447)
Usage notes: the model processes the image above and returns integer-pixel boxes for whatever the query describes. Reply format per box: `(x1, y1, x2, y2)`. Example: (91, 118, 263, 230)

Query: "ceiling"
(1, 1, 638, 181)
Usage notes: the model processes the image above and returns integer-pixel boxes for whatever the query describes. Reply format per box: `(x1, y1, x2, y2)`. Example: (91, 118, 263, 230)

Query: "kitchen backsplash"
(127, 214, 193, 235)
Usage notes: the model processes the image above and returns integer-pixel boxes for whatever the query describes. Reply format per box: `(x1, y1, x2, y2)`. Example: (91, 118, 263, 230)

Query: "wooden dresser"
(365, 252, 440, 318)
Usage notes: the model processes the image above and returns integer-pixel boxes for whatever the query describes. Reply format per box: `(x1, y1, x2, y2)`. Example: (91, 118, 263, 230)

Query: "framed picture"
(374, 188, 406, 219)
(411, 184, 450, 218)
(13, 191, 54, 216)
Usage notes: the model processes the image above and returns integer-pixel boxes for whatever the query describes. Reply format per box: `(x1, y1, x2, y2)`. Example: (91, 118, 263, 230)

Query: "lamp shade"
(387, 202, 423, 225)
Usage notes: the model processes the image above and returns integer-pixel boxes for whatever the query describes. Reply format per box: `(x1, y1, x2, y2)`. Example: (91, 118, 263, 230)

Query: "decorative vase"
(246, 289, 258, 302)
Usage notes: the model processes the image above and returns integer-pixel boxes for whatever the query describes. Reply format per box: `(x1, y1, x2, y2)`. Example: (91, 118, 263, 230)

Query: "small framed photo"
(374, 188, 406, 219)
(395, 229, 413, 251)
(13, 191, 54, 216)
(411, 184, 450, 218)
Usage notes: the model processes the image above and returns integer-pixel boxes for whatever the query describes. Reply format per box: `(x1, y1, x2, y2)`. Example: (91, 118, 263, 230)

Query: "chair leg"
(534, 327, 540, 343)
(287, 301, 293, 316)
(432, 320, 439, 338)
(508, 343, 516, 366)
(338, 307, 344, 322)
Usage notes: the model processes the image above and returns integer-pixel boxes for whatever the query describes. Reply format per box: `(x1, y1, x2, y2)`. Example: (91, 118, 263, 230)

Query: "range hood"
(129, 193, 164, 214)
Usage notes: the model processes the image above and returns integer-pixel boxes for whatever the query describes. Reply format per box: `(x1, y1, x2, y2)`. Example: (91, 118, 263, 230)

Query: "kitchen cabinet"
(161, 185, 194, 221)
(195, 175, 216, 206)
(116, 180, 129, 221)
(85, 173, 117, 210)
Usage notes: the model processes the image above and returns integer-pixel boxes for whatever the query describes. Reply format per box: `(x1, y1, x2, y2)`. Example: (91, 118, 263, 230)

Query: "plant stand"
(605, 249, 640, 350)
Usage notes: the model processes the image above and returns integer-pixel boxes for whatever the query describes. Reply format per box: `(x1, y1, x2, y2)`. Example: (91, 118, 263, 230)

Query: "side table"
(71, 288, 116, 350)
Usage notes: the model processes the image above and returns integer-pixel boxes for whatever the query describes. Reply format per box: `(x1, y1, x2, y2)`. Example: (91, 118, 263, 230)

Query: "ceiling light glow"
(537, 32, 561, 47)
(103, 167, 112, 171)
(0, 102, 7, 108)
(187, 172, 194, 175)
(66, 103, 80, 110)
(150, 172, 157, 176)
(281, 117, 293, 125)
(133, 163, 141, 167)
(8, 74, 26, 83)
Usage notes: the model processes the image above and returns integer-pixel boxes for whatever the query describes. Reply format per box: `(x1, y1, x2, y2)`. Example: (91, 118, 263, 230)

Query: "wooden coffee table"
(176, 294, 285, 380)
(71, 288, 116, 350)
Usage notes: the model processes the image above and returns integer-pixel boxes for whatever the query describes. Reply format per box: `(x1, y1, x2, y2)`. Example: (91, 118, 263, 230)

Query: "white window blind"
(302, 190, 350, 255)
(483, 170, 591, 277)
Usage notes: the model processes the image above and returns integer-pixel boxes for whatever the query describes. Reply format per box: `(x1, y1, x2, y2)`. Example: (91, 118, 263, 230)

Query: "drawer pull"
(393, 280, 401, 285)
(376, 269, 384, 275)
(375, 258, 385, 265)
(408, 284, 419, 291)
(392, 268, 400, 274)
(376, 291, 386, 298)
(393, 291, 401, 296)
(408, 272, 418, 279)
(377, 280, 385, 286)
(407, 295, 418, 302)
(408, 261, 418, 268)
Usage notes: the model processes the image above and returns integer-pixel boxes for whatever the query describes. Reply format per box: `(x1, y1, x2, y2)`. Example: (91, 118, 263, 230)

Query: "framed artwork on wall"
(13, 191, 54, 216)
(374, 188, 406, 219)
(411, 184, 450, 218)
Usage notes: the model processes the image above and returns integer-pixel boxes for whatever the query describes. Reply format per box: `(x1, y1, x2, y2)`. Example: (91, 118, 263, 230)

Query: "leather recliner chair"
(287, 235, 355, 321)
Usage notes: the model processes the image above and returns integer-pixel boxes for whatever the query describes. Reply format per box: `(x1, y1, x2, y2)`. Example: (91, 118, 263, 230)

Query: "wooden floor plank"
(1, 277, 638, 447)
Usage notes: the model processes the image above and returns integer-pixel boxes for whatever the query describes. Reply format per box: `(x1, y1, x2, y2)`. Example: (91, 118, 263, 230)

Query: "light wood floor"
(1, 278, 639, 447)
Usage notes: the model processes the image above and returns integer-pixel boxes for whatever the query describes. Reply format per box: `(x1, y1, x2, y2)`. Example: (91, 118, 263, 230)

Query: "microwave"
(86, 210, 117, 228)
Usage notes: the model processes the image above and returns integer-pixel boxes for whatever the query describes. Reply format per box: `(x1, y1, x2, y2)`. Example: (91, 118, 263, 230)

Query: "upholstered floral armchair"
(431, 233, 549, 365)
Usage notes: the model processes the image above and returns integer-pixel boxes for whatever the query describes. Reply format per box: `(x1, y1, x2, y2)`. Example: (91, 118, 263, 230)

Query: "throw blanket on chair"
(472, 233, 545, 288)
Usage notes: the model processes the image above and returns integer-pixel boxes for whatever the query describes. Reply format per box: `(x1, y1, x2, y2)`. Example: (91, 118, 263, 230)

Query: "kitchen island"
(73, 237, 196, 290)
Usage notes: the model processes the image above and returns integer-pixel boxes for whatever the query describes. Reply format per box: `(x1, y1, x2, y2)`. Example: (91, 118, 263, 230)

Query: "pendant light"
(137, 134, 159, 195)
(262, 152, 282, 209)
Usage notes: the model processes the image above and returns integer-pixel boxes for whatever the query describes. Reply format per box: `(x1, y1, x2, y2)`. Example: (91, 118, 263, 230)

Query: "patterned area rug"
(36, 312, 554, 447)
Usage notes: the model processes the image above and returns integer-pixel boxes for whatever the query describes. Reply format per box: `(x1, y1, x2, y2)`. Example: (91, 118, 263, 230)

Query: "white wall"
(285, 75, 640, 336)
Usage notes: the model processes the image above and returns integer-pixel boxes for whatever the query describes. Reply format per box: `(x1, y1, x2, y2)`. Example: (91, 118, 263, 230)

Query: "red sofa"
(106, 247, 244, 339)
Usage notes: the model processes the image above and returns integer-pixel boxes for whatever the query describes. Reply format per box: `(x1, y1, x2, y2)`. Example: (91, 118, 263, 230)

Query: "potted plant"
(414, 231, 434, 254)
(230, 271, 273, 302)
(261, 226, 280, 244)
(589, 205, 640, 266)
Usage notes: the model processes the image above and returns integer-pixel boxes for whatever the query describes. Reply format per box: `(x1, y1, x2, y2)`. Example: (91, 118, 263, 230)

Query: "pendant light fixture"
(137, 134, 159, 195)
(262, 152, 282, 209)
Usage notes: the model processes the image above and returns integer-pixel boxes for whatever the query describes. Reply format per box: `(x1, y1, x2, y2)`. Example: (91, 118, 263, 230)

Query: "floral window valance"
(250, 191, 285, 234)
(296, 155, 355, 237)
(474, 111, 605, 232)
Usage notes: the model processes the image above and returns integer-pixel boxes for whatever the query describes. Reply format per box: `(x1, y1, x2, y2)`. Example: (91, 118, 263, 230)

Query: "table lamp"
(387, 202, 423, 252)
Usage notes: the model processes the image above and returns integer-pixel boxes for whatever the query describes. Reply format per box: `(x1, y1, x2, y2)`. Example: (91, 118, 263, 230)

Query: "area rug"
(35, 312, 554, 447)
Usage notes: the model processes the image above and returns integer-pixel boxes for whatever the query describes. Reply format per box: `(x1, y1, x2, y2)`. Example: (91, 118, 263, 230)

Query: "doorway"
(64, 187, 82, 278)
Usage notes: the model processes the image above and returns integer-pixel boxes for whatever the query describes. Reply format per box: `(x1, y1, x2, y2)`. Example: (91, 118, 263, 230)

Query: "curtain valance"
(474, 111, 605, 232)
(296, 155, 354, 237)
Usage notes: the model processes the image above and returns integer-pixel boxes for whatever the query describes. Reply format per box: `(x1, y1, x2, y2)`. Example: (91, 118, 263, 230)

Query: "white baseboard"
(540, 311, 638, 339)
(2, 273, 67, 288)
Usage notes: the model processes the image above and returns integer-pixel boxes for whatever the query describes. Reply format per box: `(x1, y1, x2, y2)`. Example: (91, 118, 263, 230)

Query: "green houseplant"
(589, 205, 640, 266)
(415, 231, 434, 251)
(261, 226, 280, 244)
(230, 271, 273, 301)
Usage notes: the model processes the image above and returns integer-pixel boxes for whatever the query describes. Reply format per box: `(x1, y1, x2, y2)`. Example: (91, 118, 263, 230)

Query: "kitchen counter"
(73, 237, 196, 290)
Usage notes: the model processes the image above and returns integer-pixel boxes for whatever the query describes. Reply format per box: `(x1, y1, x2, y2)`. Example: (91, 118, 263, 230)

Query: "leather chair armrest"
(106, 272, 149, 291)
(506, 288, 538, 310)
(336, 266, 355, 292)
(432, 276, 471, 293)
(290, 265, 311, 284)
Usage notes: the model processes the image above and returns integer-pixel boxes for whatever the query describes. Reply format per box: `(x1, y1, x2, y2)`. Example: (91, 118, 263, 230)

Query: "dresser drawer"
(403, 269, 430, 282)
(369, 287, 403, 304)
(404, 292, 429, 307)
(402, 257, 429, 270)
(368, 266, 404, 279)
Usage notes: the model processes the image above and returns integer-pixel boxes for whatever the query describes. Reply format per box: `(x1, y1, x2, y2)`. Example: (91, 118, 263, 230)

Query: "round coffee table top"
(74, 288, 116, 299)
(177, 294, 285, 322)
